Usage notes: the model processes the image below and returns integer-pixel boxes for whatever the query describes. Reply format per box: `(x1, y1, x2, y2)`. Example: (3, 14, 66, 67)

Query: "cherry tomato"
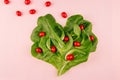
(45, 1, 51, 7)
(61, 12, 67, 18)
(90, 35, 94, 41)
(35, 48, 42, 53)
(66, 54, 74, 61)
(24, 0, 31, 5)
(63, 36, 69, 42)
(4, 0, 10, 4)
(16, 11, 22, 16)
(79, 24, 84, 30)
(51, 46, 57, 53)
(73, 41, 81, 47)
(39, 32, 46, 37)
(29, 9, 36, 14)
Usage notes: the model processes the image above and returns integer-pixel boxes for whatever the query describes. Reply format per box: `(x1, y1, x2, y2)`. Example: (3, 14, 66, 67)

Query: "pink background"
(0, 0, 119, 80)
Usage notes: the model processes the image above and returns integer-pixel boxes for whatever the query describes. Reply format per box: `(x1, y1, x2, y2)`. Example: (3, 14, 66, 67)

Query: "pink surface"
(0, 0, 119, 80)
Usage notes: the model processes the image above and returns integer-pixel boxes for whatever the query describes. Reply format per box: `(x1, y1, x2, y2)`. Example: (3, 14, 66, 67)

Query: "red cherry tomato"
(73, 41, 81, 47)
(63, 36, 69, 42)
(29, 9, 36, 14)
(66, 54, 74, 61)
(90, 36, 94, 41)
(4, 0, 10, 4)
(39, 32, 46, 37)
(79, 24, 84, 30)
(24, 0, 31, 5)
(51, 46, 57, 53)
(45, 1, 51, 7)
(35, 48, 42, 53)
(16, 11, 22, 16)
(61, 12, 67, 18)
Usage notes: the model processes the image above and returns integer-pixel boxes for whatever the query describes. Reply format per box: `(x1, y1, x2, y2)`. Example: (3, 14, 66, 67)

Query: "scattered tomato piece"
(45, 1, 51, 7)
(39, 32, 46, 37)
(73, 41, 81, 47)
(29, 9, 36, 14)
(35, 48, 42, 53)
(66, 54, 74, 61)
(63, 36, 69, 42)
(61, 12, 67, 18)
(24, 0, 31, 5)
(16, 11, 22, 16)
(51, 46, 57, 53)
(90, 35, 94, 41)
(4, 0, 10, 4)
(79, 24, 84, 30)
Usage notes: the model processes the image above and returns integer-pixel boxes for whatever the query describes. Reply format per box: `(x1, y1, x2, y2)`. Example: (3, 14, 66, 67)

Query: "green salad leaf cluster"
(31, 14, 98, 76)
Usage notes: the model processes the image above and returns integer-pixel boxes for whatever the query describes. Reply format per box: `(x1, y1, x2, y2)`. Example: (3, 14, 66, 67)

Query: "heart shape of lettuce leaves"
(31, 14, 98, 76)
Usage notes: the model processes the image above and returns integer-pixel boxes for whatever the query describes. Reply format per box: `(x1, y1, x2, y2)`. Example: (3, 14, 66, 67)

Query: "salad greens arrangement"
(30, 14, 98, 76)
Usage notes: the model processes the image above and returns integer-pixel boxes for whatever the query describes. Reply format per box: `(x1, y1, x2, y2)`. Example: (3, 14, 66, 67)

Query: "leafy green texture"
(31, 14, 98, 76)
